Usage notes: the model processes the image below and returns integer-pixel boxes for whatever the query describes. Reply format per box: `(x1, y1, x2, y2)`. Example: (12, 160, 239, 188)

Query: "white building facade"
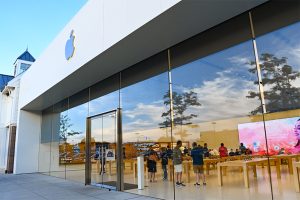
(3, 0, 300, 199)
(0, 50, 35, 172)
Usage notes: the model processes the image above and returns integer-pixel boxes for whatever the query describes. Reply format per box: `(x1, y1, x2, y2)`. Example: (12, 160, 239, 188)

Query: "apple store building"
(11, 0, 300, 199)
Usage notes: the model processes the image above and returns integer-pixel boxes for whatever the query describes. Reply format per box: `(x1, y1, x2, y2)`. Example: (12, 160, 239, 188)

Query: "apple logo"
(65, 30, 75, 60)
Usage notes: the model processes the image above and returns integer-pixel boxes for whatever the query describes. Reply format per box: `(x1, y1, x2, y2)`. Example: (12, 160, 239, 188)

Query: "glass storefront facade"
(38, 1, 300, 199)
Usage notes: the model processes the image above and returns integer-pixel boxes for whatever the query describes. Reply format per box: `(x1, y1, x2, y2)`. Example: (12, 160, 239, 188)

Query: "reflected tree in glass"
(59, 114, 81, 163)
(59, 114, 81, 142)
(247, 53, 300, 114)
(159, 91, 201, 140)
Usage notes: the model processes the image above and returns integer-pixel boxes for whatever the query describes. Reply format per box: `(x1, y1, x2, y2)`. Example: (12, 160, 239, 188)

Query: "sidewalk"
(0, 173, 159, 200)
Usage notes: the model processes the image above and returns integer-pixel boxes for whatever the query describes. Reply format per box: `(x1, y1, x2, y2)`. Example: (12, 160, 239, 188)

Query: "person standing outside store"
(191, 142, 206, 186)
(173, 140, 185, 187)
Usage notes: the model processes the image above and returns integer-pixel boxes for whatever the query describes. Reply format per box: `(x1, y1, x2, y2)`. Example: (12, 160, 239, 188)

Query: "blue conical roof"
(0, 74, 14, 92)
(16, 50, 35, 62)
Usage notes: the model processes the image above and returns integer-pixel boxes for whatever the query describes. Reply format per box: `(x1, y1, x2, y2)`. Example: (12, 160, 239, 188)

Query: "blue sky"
(0, 0, 87, 75)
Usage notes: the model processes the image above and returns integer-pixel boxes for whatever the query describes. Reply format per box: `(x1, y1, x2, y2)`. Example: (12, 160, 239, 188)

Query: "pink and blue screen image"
(238, 116, 300, 155)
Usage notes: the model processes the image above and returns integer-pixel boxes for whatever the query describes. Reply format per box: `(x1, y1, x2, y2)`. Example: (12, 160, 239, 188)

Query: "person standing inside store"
(183, 146, 189, 155)
(161, 147, 168, 180)
(235, 149, 241, 155)
(99, 147, 106, 174)
(245, 148, 252, 155)
(166, 145, 173, 159)
(229, 149, 235, 156)
(203, 143, 209, 158)
(173, 140, 186, 187)
(219, 143, 228, 158)
(123, 147, 126, 159)
(239, 143, 246, 154)
(191, 142, 206, 186)
(148, 150, 158, 182)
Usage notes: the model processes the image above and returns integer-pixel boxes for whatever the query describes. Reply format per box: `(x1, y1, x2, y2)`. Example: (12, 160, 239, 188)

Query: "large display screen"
(238, 116, 300, 155)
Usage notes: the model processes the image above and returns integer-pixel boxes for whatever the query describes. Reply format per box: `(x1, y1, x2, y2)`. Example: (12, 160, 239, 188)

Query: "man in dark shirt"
(183, 147, 189, 155)
(203, 143, 209, 158)
(235, 149, 241, 155)
(191, 142, 206, 186)
(166, 145, 173, 159)
(239, 143, 246, 155)
(161, 147, 168, 180)
(229, 149, 235, 156)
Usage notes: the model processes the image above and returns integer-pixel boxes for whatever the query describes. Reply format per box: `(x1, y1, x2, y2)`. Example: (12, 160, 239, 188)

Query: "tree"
(159, 91, 201, 128)
(59, 114, 80, 142)
(247, 53, 300, 114)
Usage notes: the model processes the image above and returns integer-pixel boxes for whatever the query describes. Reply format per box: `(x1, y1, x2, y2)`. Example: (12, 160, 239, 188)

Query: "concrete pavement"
(0, 173, 159, 200)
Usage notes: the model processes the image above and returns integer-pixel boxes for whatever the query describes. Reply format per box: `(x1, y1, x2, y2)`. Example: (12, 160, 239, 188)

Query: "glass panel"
(50, 99, 68, 179)
(20, 63, 30, 74)
(90, 111, 117, 190)
(171, 40, 271, 199)
(89, 73, 120, 189)
(255, 21, 300, 200)
(91, 116, 103, 185)
(89, 92, 119, 117)
(102, 112, 117, 188)
(65, 103, 88, 184)
(121, 72, 172, 198)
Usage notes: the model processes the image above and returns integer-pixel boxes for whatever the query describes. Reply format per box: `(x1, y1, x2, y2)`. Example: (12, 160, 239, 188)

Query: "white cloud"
(123, 102, 167, 132)
(122, 67, 260, 132)
(259, 31, 300, 71)
(275, 44, 300, 71)
(186, 71, 259, 123)
(228, 56, 252, 68)
(89, 92, 119, 115)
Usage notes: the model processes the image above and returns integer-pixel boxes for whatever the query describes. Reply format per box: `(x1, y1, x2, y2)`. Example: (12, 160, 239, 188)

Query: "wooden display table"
(217, 158, 280, 188)
(293, 160, 300, 192)
(168, 160, 211, 183)
(169, 158, 238, 183)
(272, 154, 300, 174)
(167, 161, 174, 181)
(124, 159, 135, 170)
(204, 158, 221, 175)
(183, 161, 192, 183)
(96, 159, 138, 175)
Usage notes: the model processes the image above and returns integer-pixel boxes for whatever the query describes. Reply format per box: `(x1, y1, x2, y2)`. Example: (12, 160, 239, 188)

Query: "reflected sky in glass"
(62, 21, 300, 142)
(256, 21, 300, 70)
(255, 21, 300, 112)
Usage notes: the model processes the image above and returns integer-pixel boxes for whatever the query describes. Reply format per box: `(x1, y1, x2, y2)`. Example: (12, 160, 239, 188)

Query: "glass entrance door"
(86, 110, 120, 190)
